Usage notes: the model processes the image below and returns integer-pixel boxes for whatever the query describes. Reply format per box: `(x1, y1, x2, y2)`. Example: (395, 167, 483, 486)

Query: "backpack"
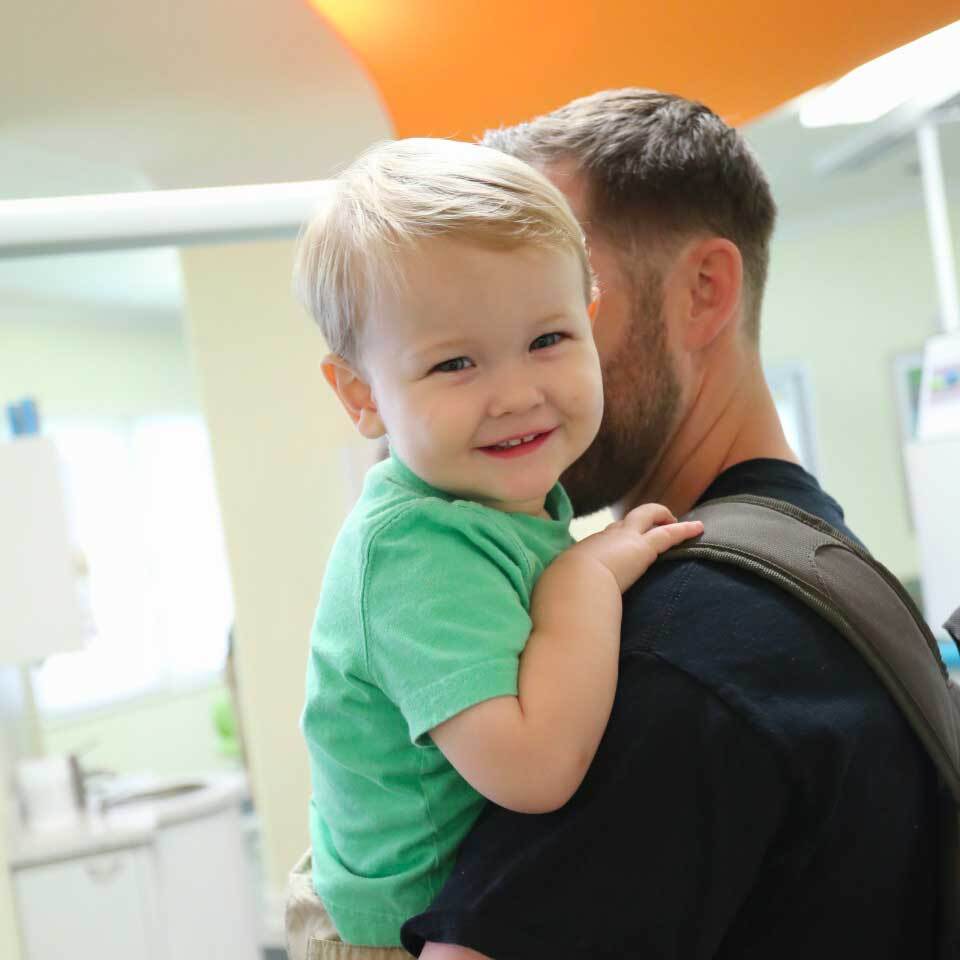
(666, 494, 960, 959)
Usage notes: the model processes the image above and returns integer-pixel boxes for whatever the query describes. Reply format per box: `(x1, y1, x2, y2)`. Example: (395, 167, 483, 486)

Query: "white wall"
(760, 194, 960, 583)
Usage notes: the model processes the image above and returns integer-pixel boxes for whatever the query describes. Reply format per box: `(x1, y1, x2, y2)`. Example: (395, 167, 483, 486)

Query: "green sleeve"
(362, 500, 533, 744)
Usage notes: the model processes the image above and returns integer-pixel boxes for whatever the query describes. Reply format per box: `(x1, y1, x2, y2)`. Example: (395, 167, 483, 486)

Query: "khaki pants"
(285, 851, 414, 960)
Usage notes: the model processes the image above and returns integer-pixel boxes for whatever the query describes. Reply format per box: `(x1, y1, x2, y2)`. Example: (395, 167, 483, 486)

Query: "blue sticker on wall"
(6, 397, 40, 436)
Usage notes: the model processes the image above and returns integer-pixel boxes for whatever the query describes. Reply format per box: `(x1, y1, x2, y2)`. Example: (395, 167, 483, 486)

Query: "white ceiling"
(745, 96, 960, 238)
(0, 0, 390, 319)
(2, 2, 957, 318)
(1, 0, 391, 198)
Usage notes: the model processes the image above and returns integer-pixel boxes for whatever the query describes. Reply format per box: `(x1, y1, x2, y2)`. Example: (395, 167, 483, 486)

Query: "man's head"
(294, 138, 604, 515)
(482, 89, 778, 515)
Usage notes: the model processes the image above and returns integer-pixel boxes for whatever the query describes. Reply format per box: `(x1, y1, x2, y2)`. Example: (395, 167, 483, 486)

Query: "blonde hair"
(293, 138, 593, 364)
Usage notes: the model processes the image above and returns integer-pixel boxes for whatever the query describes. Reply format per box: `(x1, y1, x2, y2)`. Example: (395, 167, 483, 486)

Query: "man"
(404, 89, 939, 959)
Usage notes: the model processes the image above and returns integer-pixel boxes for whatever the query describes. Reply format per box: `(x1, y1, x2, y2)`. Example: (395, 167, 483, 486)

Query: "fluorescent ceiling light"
(799, 20, 960, 128)
(0, 180, 333, 258)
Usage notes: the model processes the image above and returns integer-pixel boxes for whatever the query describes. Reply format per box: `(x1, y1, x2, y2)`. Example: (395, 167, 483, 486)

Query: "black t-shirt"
(402, 459, 940, 959)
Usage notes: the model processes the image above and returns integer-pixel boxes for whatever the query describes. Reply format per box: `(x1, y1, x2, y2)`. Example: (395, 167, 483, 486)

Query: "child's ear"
(321, 354, 386, 439)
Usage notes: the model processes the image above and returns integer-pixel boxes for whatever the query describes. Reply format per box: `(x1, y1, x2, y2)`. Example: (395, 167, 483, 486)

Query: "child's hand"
(565, 504, 703, 593)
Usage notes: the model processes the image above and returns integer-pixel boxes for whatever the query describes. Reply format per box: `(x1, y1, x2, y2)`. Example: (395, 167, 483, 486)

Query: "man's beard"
(562, 270, 681, 518)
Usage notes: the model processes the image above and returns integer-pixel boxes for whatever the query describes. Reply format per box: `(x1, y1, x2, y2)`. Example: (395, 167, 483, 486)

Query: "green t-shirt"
(302, 454, 573, 946)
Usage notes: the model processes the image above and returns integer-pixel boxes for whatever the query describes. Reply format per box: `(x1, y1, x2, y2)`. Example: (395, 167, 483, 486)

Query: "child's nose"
(487, 380, 546, 418)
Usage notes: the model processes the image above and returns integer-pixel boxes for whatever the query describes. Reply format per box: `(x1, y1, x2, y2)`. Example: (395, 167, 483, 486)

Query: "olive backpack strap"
(664, 494, 960, 958)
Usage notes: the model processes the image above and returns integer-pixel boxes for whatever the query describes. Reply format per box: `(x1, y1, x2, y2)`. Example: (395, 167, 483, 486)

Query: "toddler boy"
(291, 137, 702, 954)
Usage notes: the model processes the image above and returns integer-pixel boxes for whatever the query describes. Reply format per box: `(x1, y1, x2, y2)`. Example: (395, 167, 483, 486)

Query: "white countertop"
(97, 771, 248, 828)
(10, 771, 249, 870)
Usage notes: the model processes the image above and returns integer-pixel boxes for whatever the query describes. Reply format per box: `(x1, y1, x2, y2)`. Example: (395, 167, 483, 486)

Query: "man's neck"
(617, 353, 800, 519)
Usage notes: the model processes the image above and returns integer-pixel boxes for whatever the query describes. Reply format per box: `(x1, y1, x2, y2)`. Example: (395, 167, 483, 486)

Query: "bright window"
(32, 415, 234, 715)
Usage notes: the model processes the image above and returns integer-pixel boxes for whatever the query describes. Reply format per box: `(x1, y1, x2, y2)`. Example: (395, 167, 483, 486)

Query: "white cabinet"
(14, 846, 162, 960)
(153, 806, 260, 960)
(10, 775, 260, 960)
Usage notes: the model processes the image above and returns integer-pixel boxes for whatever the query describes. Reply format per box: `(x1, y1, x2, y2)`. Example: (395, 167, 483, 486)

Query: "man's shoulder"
(622, 554, 843, 684)
(622, 468, 870, 695)
(625, 549, 839, 657)
(620, 546, 917, 793)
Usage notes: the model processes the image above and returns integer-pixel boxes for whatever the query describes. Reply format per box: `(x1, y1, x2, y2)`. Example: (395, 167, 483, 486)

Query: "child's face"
(347, 239, 603, 515)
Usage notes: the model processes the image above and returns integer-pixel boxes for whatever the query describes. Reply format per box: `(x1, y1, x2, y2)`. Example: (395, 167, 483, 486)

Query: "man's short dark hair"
(481, 89, 777, 340)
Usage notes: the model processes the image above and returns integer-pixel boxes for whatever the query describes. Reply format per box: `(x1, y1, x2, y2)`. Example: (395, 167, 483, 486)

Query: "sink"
(88, 773, 248, 828)
(101, 780, 207, 810)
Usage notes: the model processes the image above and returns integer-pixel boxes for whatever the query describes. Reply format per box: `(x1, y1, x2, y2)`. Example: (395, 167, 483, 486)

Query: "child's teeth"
(495, 433, 538, 449)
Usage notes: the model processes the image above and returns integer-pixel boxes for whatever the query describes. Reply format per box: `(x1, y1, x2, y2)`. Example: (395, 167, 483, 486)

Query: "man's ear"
(682, 237, 743, 351)
(321, 354, 386, 439)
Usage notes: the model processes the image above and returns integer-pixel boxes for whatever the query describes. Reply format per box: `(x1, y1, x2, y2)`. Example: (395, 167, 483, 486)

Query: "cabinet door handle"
(85, 856, 123, 882)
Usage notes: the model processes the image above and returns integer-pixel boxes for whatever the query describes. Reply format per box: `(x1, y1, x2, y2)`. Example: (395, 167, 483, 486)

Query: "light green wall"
(760, 196, 960, 582)
(42, 680, 237, 779)
(0, 299, 197, 418)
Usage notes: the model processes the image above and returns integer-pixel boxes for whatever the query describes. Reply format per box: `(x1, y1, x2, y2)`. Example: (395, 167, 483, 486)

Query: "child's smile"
(357, 238, 604, 515)
(477, 428, 556, 458)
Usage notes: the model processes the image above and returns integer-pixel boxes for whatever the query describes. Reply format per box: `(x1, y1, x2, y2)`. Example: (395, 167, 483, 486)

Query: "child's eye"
(530, 332, 564, 351)
(431, 356, 474, 374)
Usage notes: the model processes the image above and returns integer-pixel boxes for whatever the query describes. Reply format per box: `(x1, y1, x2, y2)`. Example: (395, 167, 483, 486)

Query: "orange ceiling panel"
(308, 1, 959, 137)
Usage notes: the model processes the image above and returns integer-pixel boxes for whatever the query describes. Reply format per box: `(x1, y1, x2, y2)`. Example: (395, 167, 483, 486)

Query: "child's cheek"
(417, 395, 461, 450)
(563, 362, 603, 420)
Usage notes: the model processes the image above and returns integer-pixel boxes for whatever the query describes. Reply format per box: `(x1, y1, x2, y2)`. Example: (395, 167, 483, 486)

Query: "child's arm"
(430, 504, 703, 814)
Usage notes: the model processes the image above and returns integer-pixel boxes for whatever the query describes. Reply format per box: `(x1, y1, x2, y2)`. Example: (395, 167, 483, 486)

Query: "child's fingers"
(620, 503, 676, 533)
(640, 519, 704, 555)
